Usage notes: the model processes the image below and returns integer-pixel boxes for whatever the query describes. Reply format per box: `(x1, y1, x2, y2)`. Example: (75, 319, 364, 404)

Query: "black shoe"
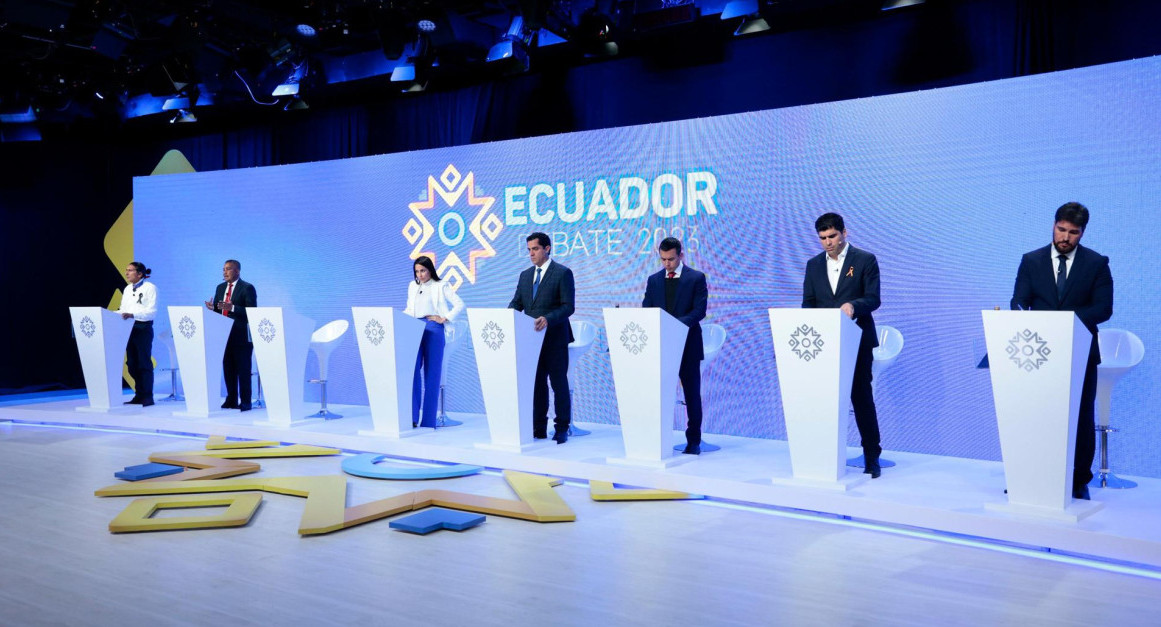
(533, 429, 548, 440)
(412, 422, 418, 428)
(139, 398, 155, 407)
(1073, 485, 1090, 500)
(864, 463, 882, 479)
(124, 398, 143, 405)
(552, 430, 568, 444)
(682, 444, 701, 455)
(221, 401, 239, 409)
(239, 404, 252, 412)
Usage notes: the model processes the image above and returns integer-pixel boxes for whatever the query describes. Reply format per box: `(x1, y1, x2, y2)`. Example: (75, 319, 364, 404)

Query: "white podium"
(468, 308, 549, 452)
(982, 310, 1103, 522)
(769, 308, 869, 490)
(167, 306, 235, 418)
(604, 307, 691, 468)
(70, 307, 135, 412)
(248, 307, 318, 428)
(352, 307, 426, 438)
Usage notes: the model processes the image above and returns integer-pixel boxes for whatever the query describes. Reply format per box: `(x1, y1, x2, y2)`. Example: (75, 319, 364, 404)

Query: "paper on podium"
(769, 308, 868, 490)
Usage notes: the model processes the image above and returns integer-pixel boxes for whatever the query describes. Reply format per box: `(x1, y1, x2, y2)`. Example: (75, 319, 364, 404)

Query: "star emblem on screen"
(402, 164, 502, 293)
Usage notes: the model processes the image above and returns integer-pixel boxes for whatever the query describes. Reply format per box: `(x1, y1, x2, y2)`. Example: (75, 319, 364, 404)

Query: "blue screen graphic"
(137, 56, 1161, 477)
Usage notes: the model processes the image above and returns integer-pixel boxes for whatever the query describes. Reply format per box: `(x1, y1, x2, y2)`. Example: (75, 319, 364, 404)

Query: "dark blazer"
(802, 245, 880, 350)
(1011, 244, 1113, 365)
(213, 279, 258, 340)
(643, 266, 708, 362)
(508, 261, 575, 349)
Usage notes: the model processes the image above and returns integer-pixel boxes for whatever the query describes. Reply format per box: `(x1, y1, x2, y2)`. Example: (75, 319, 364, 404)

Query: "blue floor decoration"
(389, 508, 485, 535)
(115, 462, 184, 481)
(341, 453, 483, 480)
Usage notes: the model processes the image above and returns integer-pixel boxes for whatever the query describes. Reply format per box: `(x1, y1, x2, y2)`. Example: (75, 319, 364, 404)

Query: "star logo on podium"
(789, 324, 824, 361)
(480, 321, 505, 351)
(1006, 329, 1051, 371)
(364, 319, 386, 346)
(257, 319, 277, 344)
(79, 316, 96, 338)
(178, 316, 197, 340)
(619, 322, 649, 355)
(402, 164, 502, 295)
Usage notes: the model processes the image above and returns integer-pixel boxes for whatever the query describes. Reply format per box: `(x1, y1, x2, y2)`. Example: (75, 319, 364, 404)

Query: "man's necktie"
(667, 271, 676, 279)
(1056, 255, 1068, 300)
(532, 267, 542, 300)
(223, 282, 233, 317)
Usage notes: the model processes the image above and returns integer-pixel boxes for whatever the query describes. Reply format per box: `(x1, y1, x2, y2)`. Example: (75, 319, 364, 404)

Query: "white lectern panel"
(167, 306, 235, 418)
(604, 307, 691, 468)
(469, 308, 549, 453)
(352, 307, 426, 438)
(982, 310, 1103, 522)
(769, 308, 868, 490)
(70, 307, 134, 412)
(248, 307, 317, 428)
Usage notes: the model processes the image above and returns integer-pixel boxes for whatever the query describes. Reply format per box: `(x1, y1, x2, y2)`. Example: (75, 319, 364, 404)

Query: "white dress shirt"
(118, 280, 158, 322)
(665, 263, 684, 279)
(1051, 246, 1077, 280)
(826, 243, 850, 294)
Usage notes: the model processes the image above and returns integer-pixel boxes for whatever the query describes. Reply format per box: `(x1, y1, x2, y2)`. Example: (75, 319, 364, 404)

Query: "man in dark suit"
(508, 232, 576, 444)
(802, 213, 884, 477)
(643, 237, 709, 455)
(204, 259, 258, 411)
(1011, 202, 1113, 501)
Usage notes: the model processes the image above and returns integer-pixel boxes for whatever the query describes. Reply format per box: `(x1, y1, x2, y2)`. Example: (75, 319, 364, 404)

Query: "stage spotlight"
(284, 96, 310, 111)
(721, 0, 769, 36)
(882, 0, 925, 10)
(272, 59, 309, 97)
(486, 16, 531, 73)
(296, 24, 317, 37)
(169, 109, 196, 124)
(576, 8, 618, 57)
(734, 16, 769, 36)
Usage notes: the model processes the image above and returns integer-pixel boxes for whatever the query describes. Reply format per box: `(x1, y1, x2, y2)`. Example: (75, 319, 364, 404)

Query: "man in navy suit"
(204, 259, 258, 411)
(643, 237, 709, 455)
(802, 213, 884, 477)
(509, 232, 576, 444)
(1011, 202, 1113, 501)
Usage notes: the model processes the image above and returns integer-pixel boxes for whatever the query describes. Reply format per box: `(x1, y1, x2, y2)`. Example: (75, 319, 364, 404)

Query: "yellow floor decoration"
(109, 493, 263, 533)
(589, 481, 704, 501)
(205, 435, 281, 449)
(158, 443, 340, 458)
(143, 454, 261, 482)
(97, 470, 575, 535)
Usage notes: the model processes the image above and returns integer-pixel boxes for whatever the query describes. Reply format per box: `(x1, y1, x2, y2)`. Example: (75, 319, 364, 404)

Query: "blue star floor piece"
(389, 508, 486, 535)
(115, 462, 184, 481)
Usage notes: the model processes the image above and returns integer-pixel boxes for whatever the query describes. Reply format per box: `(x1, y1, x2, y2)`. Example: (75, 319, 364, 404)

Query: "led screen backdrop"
(137, 56, 1160, 476)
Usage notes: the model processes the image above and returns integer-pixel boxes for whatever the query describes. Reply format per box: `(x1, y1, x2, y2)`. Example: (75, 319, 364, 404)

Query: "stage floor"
(3, 394, 1160, 571)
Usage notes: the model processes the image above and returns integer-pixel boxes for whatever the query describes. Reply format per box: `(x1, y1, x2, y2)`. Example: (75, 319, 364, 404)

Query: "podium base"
(358, 427, 426, 439)
(76, 405, 139, 414)
(252, 418, 324, 428)
(984, 499, 1105, 523)
(606, 454, 695, 469)
(770, 472, 870, 491)
(474, 440, 554, 453)
(171, 409, 237, 419)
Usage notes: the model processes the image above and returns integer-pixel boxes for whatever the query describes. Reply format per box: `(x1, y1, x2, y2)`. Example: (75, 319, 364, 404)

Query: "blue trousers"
(412, 319, 445, 428)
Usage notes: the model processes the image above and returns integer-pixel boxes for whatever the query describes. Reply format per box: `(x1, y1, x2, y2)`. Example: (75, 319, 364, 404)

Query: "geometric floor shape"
(108, 492, 263, 533)
(115, 462, 185, 481)
(158, 444, 340, 458)
(206, 435, 281, 449)
(388, 508, 485, 534)
(589, 481, 705, 501)
(341, 454, 483, 480)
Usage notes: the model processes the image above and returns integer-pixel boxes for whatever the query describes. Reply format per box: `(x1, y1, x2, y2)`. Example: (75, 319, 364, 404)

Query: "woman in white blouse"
(403, 256, 465, 428)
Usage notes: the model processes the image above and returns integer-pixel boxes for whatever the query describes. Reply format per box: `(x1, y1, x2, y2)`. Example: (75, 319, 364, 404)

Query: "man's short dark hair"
(658, 237, 682, 255)
(1054, 202, 1090, 231)
(225, 259, 241, 270)
(526, 232, 551, 249)
(815, 213, 845, 233)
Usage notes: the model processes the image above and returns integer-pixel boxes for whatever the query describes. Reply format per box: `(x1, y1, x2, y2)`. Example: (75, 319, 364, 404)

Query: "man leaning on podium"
(204, 259, 257, 411)
(1011, 202, 1114, 501)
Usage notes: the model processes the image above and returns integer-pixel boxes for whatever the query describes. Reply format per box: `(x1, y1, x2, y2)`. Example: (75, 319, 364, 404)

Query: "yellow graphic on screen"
(105, 150, 197, 389)
(403, 164, 503, 292)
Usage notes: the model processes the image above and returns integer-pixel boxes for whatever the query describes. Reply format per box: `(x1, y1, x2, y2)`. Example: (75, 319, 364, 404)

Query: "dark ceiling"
(0, 0, 894, 131)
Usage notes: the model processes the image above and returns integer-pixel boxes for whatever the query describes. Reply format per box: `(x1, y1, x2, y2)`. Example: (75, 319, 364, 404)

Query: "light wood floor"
(1, 421, 1159, 627)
